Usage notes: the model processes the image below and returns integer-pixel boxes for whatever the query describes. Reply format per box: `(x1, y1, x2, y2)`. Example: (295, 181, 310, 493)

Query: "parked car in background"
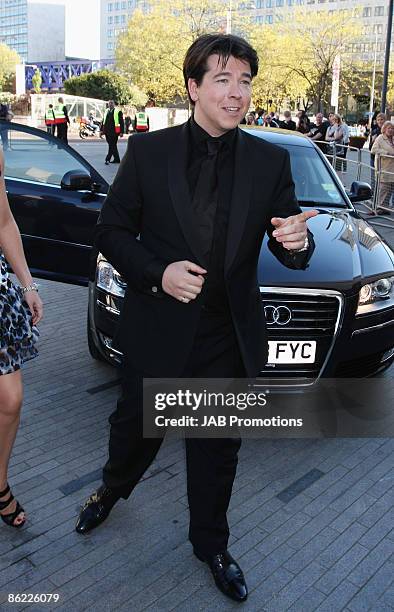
(3, 123, 394, 386)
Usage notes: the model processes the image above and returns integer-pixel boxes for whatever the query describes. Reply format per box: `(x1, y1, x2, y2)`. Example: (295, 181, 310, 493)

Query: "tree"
(31, 68, 42, 93)
(64, 69, 147, 106)
(248, 24, 308, 110)
(387, 71, 394, 112)
(0, 43, 21, 92)
(249, 9, 361, 113)
(115, 0, 240, 104)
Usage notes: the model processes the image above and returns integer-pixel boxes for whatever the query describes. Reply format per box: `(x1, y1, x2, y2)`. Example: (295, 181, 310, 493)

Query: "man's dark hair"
(183, 33, 258, 105)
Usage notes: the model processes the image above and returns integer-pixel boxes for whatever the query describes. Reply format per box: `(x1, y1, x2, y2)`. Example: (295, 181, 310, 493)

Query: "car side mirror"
(347, 181, 372, 203)
(61, 170, 93, 191)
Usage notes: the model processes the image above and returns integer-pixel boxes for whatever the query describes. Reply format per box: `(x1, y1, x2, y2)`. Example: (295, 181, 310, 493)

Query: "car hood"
(258, 209, 394, 295)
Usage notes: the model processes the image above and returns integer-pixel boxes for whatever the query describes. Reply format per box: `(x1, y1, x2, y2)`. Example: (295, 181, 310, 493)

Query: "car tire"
(87, 316, 105, 362)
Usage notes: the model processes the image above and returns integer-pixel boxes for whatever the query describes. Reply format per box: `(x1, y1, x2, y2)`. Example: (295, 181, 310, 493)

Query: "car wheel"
(87, 316, 105, 361)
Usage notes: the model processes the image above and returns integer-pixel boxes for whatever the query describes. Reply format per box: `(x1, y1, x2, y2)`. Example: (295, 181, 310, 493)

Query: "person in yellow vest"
(101, 100, 124, 165)
(53, 97, 70, 144)
(133, 108, 149, 133)
(44, 104, 56, 135)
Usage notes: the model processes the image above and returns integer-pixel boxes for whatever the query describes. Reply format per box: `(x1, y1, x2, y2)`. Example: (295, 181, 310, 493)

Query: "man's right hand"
(162, 261, 207, 303)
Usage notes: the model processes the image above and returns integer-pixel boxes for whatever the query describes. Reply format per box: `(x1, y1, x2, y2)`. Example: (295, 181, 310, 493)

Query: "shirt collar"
(189, 115, 237, 151)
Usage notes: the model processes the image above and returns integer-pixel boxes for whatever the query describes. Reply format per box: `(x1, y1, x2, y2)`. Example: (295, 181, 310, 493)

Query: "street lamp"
(369, 31, 378, 128)
(381, 0, 393, 113)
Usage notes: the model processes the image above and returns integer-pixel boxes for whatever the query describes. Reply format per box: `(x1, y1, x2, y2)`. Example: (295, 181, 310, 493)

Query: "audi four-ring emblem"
(264, 305, 292, 325)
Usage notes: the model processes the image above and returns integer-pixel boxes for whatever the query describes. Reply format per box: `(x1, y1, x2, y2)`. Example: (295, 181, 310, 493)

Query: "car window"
(1, 126, 88, 187)
(281, 144, 346, 206)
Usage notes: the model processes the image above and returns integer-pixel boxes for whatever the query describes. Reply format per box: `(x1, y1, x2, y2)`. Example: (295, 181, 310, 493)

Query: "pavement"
(0, 142, 393, 612)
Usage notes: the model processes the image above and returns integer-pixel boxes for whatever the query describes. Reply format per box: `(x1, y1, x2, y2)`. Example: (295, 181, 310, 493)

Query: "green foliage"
(31, 69, 42, 94)
(115, 0, 235, 104)
(0, 43, 21, 92)
(64, 69, 147, 106)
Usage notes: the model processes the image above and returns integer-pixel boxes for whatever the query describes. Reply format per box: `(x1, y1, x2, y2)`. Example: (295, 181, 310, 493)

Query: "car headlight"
(96, 260, 127, 297)
(356, 275, 394, 315)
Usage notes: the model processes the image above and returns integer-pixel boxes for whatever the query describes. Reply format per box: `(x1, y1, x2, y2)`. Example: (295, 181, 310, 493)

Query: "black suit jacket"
(95, 122, 314, 377)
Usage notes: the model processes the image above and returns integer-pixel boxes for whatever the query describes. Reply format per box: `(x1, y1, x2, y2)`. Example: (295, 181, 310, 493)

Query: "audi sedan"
(3, 123, 394, 386)
(87, 129, 394, 386)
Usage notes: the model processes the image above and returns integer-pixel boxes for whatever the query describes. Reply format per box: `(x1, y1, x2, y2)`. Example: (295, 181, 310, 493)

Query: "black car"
(4, 123, 394, 385)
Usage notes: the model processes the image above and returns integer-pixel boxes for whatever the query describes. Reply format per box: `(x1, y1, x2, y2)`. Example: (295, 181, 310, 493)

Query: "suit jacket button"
(152, 286, 158, 293)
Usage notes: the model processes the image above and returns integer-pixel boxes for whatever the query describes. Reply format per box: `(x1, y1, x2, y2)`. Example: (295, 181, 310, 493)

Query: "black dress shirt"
(188, 117, 236, 313)
(144, 117, 236, 313)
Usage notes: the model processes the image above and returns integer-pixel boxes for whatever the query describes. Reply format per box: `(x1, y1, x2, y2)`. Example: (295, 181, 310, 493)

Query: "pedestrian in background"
(325, 113, 346, 172)
(54, 97, 69, 144)
(279, 110, 296, 131)
(371, 121, 394, 214)
(101, 100, 124, 165)
(124, 115, 132, 134)
(0, 149, 43, 529)
(44, 104, 55, 135)
(306, 112, 330, 152)
(296, 110, 310, 134)
(133, 108, 149, 133)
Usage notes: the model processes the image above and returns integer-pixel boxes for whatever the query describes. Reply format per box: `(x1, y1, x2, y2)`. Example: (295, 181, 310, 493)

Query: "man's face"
(316, 113, 323, 125)
(108, 100, 115, 110)
(188, 54, 252, 136)
(328, 113, 335, 124)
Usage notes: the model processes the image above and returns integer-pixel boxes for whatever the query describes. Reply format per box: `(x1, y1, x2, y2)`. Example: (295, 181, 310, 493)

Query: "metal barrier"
(314, 140, 394, 228)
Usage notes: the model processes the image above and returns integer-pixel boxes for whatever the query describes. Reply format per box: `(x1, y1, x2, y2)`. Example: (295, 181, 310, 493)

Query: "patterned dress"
(0, 250, 39, 375)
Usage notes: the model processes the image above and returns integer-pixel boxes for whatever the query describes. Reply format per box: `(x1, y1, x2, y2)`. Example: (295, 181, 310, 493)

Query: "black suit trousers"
(102, 310, 245, 556)
(105, 133, 120, 162)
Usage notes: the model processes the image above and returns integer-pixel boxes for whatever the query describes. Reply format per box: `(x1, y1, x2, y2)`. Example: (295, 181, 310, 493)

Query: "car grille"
(258, 288, 343, 386)
(334, 348, 394, 378)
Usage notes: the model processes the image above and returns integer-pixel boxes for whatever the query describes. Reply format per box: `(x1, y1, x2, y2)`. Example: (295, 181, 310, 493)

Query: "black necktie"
(192, 139, 222, 261)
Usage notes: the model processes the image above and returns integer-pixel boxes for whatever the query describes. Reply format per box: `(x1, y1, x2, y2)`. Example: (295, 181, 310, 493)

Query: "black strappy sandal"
(0, 484, 26, 528)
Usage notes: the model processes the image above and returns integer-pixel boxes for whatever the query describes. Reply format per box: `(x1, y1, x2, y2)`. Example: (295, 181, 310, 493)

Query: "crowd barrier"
(314, 140, 394, 226)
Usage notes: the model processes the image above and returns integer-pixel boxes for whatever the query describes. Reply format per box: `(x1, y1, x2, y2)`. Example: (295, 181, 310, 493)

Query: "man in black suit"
(76, 34, 316, 602)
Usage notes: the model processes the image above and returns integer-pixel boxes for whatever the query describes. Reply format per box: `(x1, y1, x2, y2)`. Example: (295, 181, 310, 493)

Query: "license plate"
(268, 341, 316, 364)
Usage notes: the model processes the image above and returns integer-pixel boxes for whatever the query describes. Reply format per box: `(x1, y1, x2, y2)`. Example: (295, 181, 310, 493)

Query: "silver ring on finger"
(181, 296, 188, 303)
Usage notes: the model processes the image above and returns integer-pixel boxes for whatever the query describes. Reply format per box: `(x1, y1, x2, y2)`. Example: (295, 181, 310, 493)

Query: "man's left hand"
(271, 210, 318, 251)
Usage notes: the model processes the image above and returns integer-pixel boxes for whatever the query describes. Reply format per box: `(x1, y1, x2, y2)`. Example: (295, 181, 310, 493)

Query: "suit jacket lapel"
(168, 122, 207, 267)
(224, 128, 253, 275)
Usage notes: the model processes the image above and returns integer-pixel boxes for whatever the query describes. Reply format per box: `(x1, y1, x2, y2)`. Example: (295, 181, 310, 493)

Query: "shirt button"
(152, 286, 158, 293)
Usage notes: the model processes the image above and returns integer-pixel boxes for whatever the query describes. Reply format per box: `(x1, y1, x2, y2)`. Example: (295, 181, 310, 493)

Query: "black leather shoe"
(75, 484, 120, 534)
(194, 549, 248, 602)
(105, 160, 110, 165)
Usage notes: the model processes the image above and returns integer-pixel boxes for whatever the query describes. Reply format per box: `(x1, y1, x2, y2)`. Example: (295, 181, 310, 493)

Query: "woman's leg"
(378, 183, 391, 210)
(0, 369, 25, 525)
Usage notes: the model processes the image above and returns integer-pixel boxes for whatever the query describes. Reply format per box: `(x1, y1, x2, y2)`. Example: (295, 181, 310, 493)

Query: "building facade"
(0, 0, 65, 63)
(247, 0, 392, 63)
(100, 0, 148, 60)
(99, 0, 392, 63)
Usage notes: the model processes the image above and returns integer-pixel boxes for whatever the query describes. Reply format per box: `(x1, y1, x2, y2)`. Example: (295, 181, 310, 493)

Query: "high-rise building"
(244, 0, 392, 63)
(100, 0, 148, 60)
(0, 0, 65, 63)
(100, 0, 392, 63)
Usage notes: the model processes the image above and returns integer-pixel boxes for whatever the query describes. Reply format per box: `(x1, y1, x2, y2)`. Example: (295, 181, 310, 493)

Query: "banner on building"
(331, 55, 341, 111)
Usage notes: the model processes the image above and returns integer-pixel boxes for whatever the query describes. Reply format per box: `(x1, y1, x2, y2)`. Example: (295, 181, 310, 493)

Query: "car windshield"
(281, 144, 347, 206)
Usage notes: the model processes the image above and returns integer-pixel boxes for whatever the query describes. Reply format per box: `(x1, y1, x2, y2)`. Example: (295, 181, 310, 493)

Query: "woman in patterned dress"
(0, 148, 43, 528)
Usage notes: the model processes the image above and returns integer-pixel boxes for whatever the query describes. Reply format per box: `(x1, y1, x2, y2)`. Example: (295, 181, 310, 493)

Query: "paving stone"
(314, 542, 370, 595)
(346, 559, 394, 611)
(346, 537, 394, 587)
(1, 263, 393, 611)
